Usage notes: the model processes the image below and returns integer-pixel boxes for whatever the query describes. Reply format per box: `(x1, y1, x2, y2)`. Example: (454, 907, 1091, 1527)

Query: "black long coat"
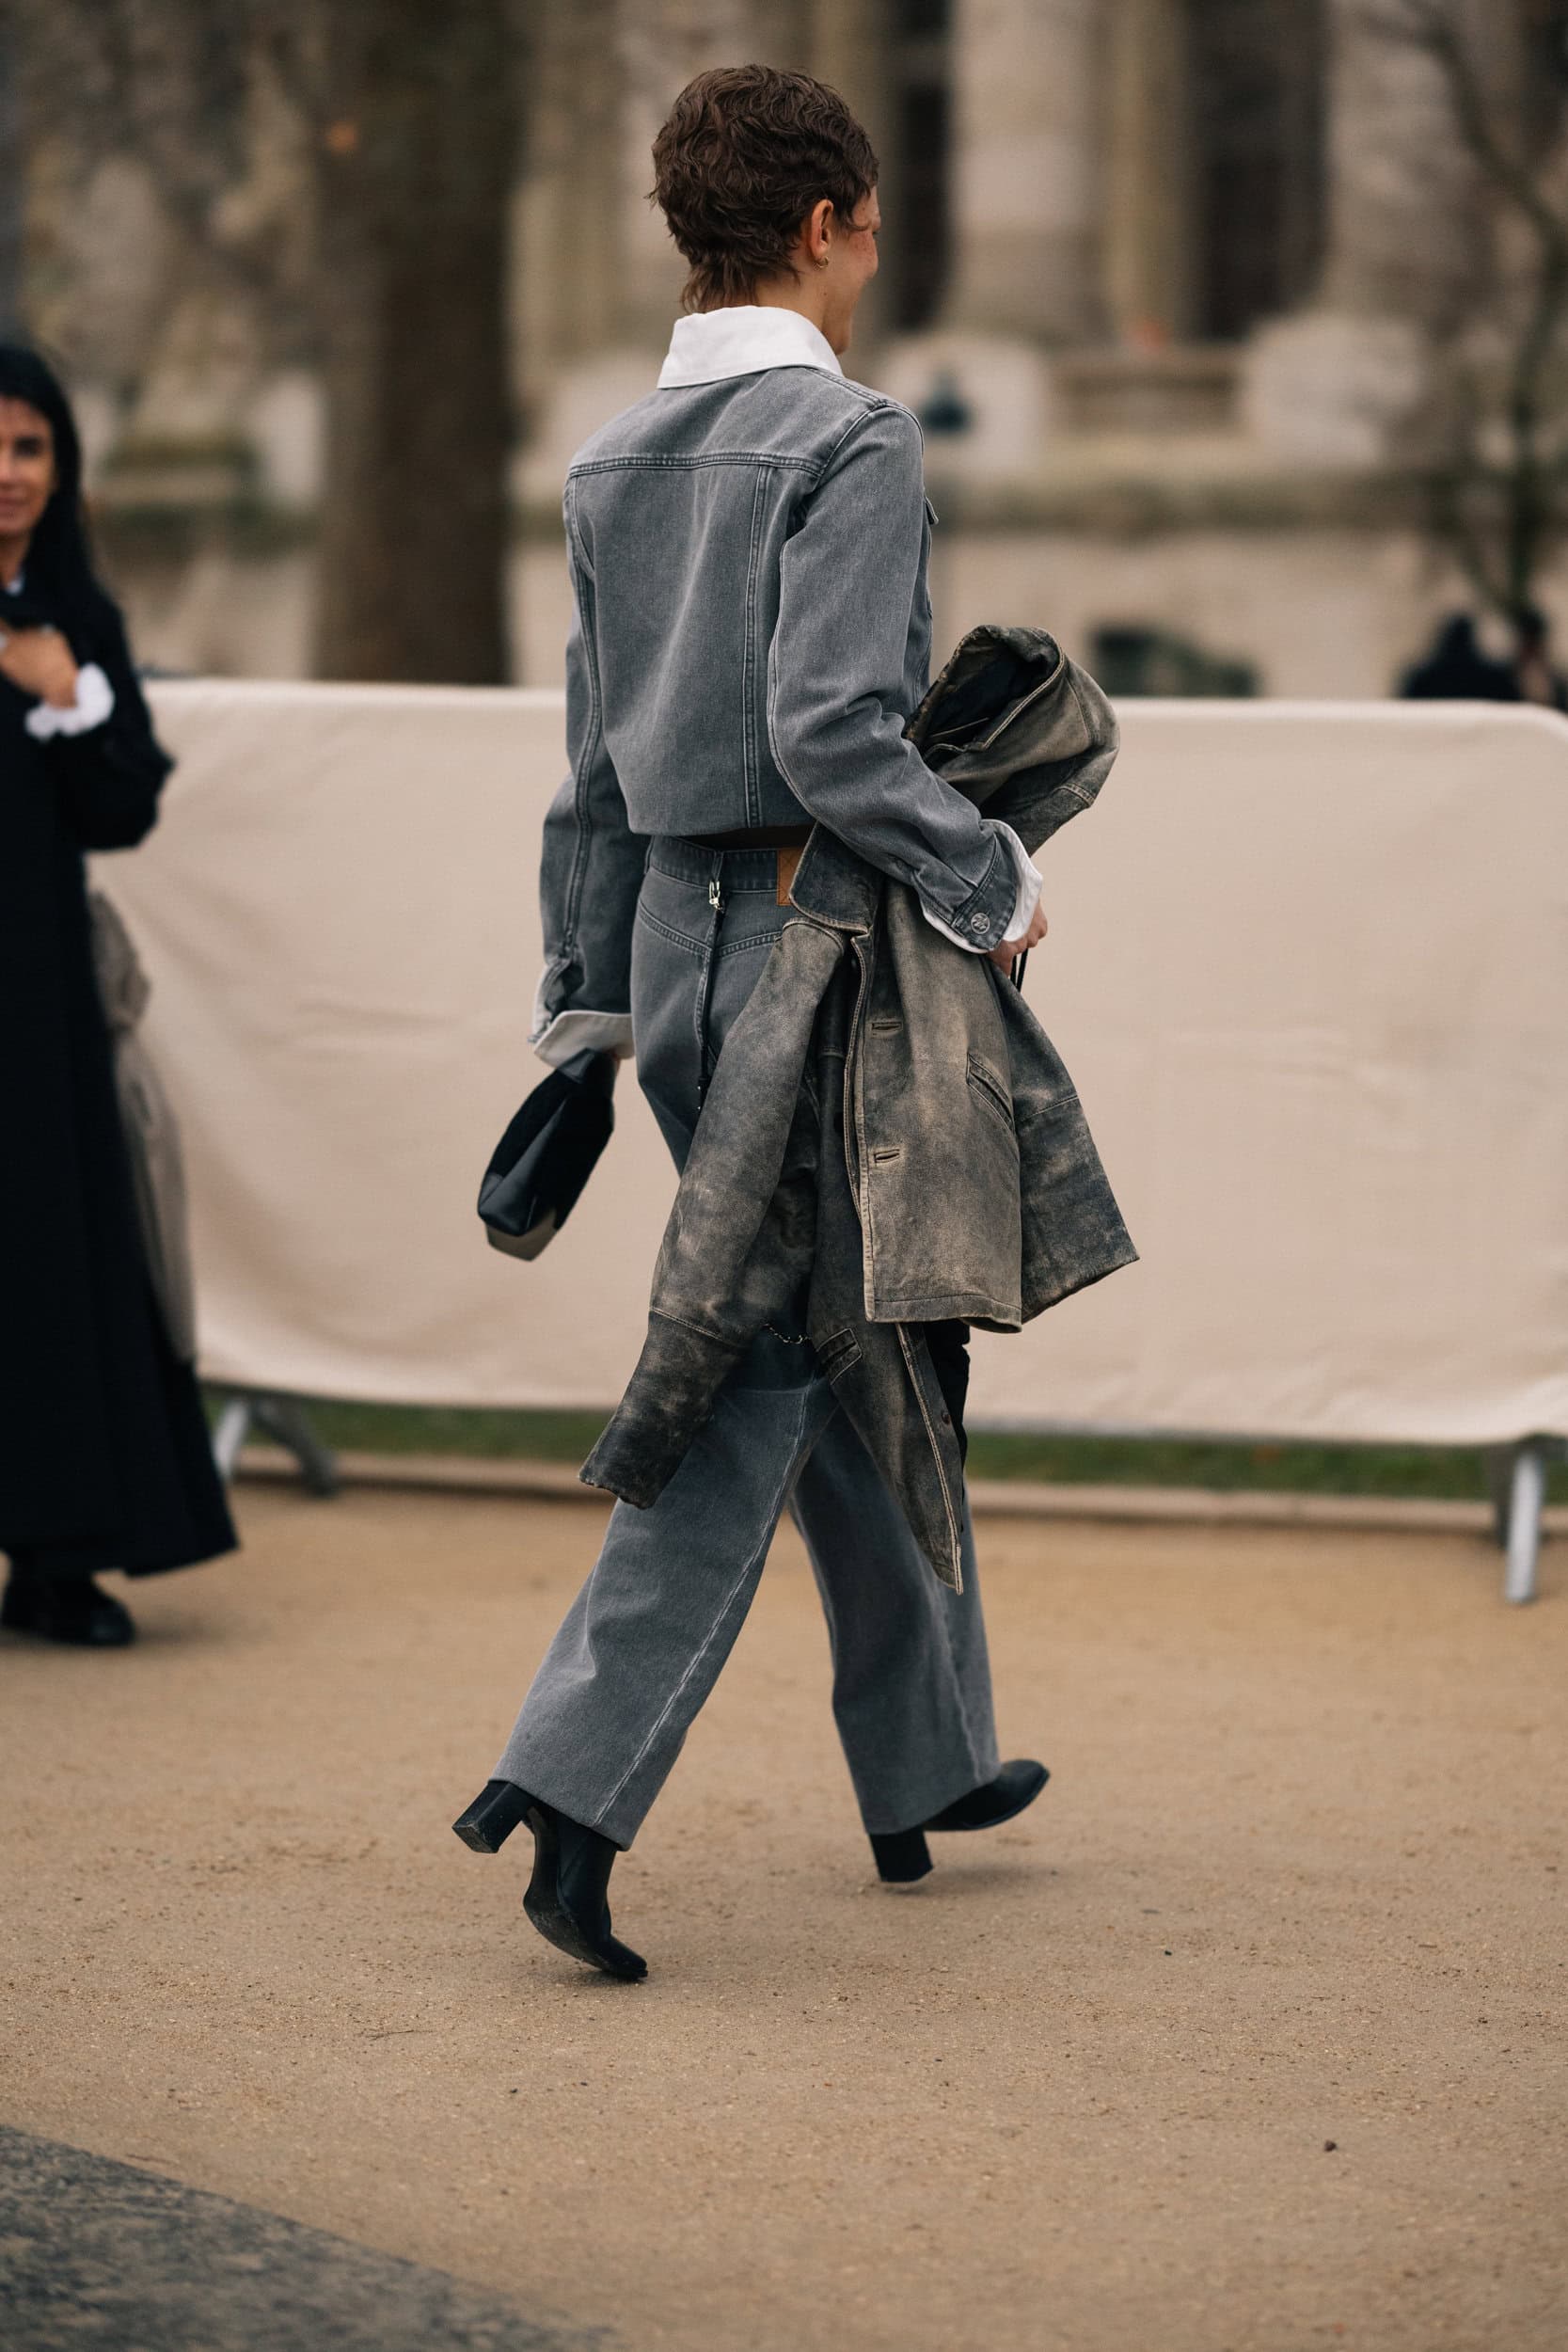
(0, 581, 236, 1578)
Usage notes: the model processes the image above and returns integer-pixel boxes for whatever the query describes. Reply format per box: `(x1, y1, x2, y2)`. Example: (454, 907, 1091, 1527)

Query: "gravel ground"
(3, 1485, 1564, 2352)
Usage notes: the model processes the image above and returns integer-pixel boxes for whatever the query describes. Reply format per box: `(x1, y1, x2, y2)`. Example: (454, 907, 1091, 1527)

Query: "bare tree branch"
(1366, 1, 1568, 244)
(1365, 0, 1568, 612)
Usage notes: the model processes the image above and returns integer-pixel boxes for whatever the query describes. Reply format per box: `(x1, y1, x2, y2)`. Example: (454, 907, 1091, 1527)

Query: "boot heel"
(452, 1779, 531, 1854)
(870, 1828, 932, 1883)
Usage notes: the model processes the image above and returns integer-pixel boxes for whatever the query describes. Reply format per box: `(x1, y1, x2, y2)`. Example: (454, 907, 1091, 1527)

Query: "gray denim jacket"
(532, 354, 1022, 1062)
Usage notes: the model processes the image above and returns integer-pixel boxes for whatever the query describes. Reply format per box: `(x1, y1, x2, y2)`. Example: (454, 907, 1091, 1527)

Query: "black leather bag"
(477, 1049, 615, 1260)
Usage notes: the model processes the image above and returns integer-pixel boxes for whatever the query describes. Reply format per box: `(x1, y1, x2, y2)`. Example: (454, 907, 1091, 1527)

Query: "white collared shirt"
(657, 305, 844, 389)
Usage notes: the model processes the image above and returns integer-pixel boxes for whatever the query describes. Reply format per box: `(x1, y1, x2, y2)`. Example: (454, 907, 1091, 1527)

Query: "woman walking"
(455, 69, 1102, 1979)
(0, 345, 235, 1647)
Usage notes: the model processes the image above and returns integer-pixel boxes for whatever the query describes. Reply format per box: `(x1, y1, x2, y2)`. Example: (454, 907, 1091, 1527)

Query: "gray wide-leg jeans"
(495, 841, 1002, 1851)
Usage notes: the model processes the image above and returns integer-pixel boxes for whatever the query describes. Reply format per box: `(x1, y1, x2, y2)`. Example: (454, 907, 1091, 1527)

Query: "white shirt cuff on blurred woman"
(24, 661, 116, 741)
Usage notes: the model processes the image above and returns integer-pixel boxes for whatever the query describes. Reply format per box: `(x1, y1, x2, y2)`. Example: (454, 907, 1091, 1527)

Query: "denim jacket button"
(968, 914, 987, 934)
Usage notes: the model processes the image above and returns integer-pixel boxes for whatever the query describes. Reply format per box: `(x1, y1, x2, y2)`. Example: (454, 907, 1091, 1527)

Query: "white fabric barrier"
(103, 682, 1568, 1445)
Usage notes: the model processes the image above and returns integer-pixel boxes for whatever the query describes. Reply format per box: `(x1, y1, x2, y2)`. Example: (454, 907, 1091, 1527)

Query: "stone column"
(608, 0, 894, 340)
(1101, 0, 1196, 347)
(515, 0, 657, 503)
(615, 0, 770, 342)
(805, 0, 888, 122)
(515, 0, 626, 367)
(943, 0, 1102, 344)
(804, 0, 897, 348)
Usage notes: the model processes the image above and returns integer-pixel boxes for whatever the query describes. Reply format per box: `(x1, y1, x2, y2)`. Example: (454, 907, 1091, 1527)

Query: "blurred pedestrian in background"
(1508, 603, 1568, 710)
(1397, 612, 1517, 702)
(0, 345, 234, 1649)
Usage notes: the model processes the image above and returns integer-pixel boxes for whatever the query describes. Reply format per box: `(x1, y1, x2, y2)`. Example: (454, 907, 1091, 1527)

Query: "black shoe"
(868, 1827, 935, 1883)
(869, 1759, 1050, 1884)
(926, 1758, 1049, 1833)
(451, 1778, 531, 1853)
(0, 1568, 135, 1648)
(451, 1780, 646, 1981)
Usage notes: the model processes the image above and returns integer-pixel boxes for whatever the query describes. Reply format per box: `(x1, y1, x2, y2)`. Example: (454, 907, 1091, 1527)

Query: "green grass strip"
(214, 1394, 1567, 1505)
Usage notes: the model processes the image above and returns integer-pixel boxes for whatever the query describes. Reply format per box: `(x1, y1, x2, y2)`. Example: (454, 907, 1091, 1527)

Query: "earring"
(816, 254, 830, 270)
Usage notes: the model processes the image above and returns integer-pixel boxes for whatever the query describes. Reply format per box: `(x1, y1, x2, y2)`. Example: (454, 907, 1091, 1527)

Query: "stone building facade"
(17, 0, 1553, 694)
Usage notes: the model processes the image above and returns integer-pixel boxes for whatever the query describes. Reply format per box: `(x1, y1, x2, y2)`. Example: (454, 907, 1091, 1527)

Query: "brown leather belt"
(686, 826, 811, 906)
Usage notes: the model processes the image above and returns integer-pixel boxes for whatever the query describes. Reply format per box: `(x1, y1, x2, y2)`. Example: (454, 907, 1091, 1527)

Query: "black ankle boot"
(868, 1827, 934, 1883)
(1, 1565, 135, 1648)
(926, 1758, 1049, 1834)
(451, 1781, 646, 1981)
(451, 1779, 531, 1853)
(869, 1759, 1050, 1884)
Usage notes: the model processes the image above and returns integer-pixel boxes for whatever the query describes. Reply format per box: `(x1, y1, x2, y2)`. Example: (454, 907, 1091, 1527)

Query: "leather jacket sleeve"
(767, 405, 1018, 952)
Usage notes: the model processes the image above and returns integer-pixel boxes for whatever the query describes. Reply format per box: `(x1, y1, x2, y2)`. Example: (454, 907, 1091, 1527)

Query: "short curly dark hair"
(651, 65, 879, 312)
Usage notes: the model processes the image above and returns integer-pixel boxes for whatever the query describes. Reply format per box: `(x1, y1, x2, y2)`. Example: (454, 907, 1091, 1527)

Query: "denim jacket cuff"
(942, 832, 1020, 954)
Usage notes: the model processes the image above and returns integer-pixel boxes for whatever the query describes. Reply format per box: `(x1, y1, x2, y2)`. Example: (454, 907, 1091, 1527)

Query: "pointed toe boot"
(452, 1780, 646, 1980)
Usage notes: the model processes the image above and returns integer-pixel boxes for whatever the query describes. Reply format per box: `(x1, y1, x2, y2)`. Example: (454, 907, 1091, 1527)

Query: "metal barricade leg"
(252, 1395, 341, 1499)
(1485, 1446, 1513, 1549)
(210, 1394, 253, 1482)
(210, 1391, 341, 1500)
(1502, 1440, 1546, 1606)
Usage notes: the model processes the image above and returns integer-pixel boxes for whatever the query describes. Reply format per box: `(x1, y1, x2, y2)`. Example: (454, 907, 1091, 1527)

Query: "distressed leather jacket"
(583, 628, 1138, 1585)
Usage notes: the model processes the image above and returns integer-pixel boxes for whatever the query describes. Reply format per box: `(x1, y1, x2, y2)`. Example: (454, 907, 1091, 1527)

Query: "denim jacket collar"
(656, 305, 844, 388)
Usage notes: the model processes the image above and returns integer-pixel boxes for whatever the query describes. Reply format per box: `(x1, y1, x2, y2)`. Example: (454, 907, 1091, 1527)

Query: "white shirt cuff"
(530, 1004, 635, 1070)
(24, 661, 116, 740)
(921, 823, 1041, 954)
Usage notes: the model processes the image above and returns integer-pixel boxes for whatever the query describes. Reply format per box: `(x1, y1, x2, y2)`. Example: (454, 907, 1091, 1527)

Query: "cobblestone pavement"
(3, 1486, 1565, 2351)
(0, 2124, 608, 2350)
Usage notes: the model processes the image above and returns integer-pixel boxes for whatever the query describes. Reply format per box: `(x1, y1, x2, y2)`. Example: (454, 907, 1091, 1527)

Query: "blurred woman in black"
(0, 345, 234, 1646)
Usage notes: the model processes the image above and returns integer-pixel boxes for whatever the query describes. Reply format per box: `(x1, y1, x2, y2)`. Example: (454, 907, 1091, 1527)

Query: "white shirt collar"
(657, 306, 844, 390)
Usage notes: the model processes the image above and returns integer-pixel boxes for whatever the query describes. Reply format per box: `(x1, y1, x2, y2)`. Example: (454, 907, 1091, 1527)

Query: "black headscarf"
(0, 343, 104, 633)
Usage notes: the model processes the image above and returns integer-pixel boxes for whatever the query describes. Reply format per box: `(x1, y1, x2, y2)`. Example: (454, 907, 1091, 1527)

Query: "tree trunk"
(312, 0, 515, 683)
(0, 8, 25, 336)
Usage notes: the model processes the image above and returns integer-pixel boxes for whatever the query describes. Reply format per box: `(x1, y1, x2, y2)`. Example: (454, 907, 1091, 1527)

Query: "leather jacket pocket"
(966, 1051, 1018, 1140)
